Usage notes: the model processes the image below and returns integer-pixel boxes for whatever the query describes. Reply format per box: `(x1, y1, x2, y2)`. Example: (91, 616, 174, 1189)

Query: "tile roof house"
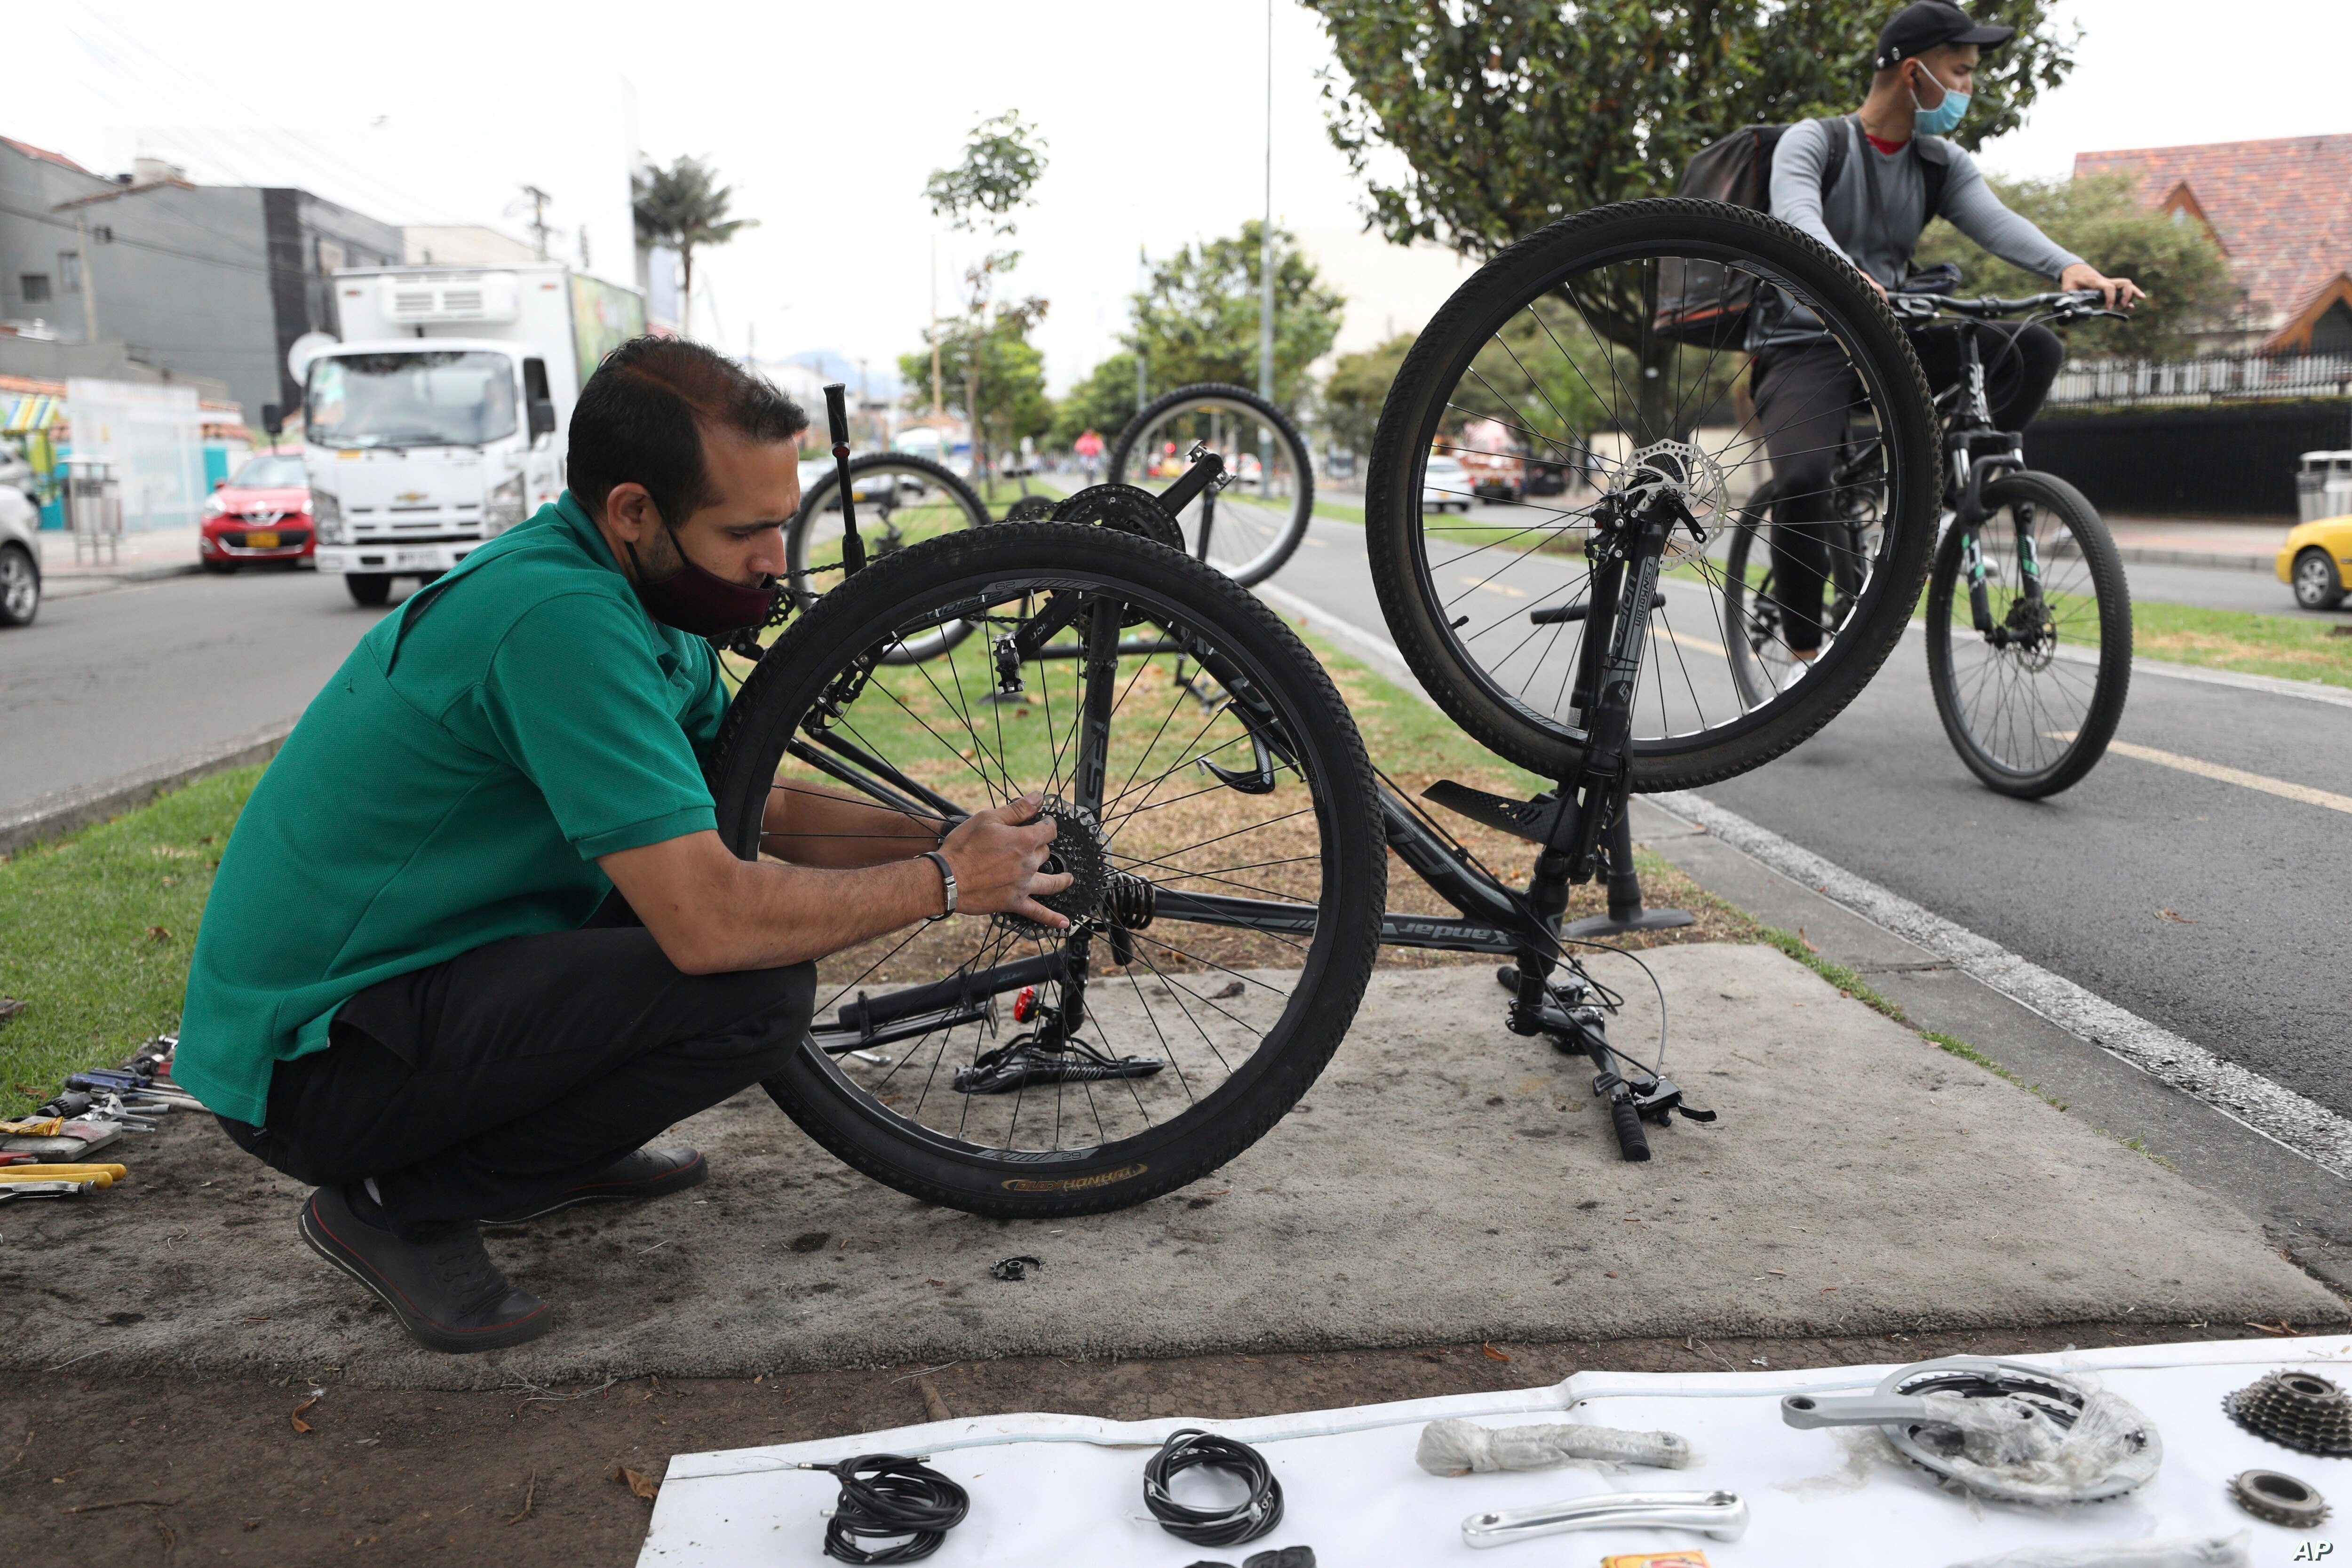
(2074, 135, 2352, 355)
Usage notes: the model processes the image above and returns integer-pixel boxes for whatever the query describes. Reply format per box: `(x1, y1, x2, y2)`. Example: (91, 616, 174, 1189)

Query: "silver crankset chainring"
(1610, 438, 1729, 562)
(993, 797, 1109, 939)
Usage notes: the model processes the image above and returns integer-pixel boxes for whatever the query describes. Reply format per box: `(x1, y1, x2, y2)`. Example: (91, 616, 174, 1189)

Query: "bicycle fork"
(1502, 493, 1709, 1161)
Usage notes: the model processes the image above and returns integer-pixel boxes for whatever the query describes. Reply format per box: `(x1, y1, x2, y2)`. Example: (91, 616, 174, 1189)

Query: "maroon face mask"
(622, 524, 779, 638)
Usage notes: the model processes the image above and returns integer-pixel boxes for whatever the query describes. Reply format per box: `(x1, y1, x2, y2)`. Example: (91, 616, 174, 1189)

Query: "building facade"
(1, 136, 399, 422)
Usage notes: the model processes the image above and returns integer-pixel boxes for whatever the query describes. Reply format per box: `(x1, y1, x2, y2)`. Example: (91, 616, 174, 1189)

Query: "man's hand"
(940, 793, 1073, 930)
(2059, 263, 2146, 310)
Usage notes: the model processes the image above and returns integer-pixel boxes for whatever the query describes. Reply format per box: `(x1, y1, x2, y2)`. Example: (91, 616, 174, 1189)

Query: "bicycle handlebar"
(1888, 288, 2126, 324)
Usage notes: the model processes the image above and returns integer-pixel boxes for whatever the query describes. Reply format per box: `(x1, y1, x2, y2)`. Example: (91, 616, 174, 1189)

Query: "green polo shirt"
(176, 492, 730, 1125)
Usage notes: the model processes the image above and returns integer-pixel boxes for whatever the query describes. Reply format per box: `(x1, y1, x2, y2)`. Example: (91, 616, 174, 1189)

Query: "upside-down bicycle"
(712, 199, 1941, 1217)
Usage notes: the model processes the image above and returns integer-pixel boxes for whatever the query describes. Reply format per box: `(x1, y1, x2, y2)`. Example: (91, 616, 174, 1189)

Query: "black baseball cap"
(1874, 0, 2015, 69)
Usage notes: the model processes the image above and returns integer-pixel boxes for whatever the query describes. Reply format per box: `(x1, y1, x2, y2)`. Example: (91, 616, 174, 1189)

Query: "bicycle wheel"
(1109, 383, 1314, 585)
(1724, 483, 1880, 710)
(1365, 199, 1939, 788)
(787, 453, 990, 661)
(1926, 471, 2131, 798)
(706, 521, 1384, 1218)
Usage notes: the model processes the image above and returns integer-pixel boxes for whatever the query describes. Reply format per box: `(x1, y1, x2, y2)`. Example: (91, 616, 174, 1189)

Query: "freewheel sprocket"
(2224, 1370, 2352, 1457)
(994, 797, 1110, 939)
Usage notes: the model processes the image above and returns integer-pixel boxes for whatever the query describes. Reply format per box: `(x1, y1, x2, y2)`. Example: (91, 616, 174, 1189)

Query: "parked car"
(2279, 511, 2352, 611)
(1422, 453, 1475, 513)
(0, 481, 40, 627)
(200, 453, 313, 572)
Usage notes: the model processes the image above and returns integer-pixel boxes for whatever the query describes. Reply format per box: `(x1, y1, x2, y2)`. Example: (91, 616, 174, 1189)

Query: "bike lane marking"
(1648, 788, 2352, 1182)
(2088, 738, 2352, 817)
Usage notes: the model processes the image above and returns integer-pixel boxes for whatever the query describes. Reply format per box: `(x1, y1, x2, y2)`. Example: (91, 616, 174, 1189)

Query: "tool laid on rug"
(1780, 1354, 2162, 1504)
(0, 1179, 95, 1203)
(1416, 1417, 1692, 1474)
(2222, 1368, 2352, 1457)
(1461, 1489, 1747, 1550)
(1142, 1429, 1285, 1549)
(784, 1451, 969, 1564)
(0, 1163, 127, 1186)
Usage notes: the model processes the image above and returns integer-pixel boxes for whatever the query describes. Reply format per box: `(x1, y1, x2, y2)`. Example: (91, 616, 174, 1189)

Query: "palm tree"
(632, 156, 758, 338)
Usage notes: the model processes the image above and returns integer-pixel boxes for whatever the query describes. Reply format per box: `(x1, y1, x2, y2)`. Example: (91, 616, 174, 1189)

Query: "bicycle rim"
(1927, 473, 2132, 797)
(1110, 384, 1313, 585)
(788, 454, 989, 662)
(707, 523, 1383, 1212)
(1366, 199, 1939, 789)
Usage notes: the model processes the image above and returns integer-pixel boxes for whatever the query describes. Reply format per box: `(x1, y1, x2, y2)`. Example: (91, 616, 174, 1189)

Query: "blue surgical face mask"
(1910, 64, 1971, 135)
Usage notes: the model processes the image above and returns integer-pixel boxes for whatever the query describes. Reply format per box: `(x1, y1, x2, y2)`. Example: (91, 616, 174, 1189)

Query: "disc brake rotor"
(1611, 439, 1728, 563)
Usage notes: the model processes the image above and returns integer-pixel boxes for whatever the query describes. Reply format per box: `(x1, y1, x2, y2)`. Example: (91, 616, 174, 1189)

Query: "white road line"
(1647, 789, 2352, 1180)
(2100, 739, 2352, 816)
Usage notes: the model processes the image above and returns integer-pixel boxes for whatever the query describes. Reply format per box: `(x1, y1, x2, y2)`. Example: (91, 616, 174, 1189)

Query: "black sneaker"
(298, 1186, 550, 1354)
(481, 1146, 708, 1226)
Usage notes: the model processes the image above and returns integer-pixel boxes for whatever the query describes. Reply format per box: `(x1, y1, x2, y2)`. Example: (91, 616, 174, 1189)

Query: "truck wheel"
(346, 574, 392, 607)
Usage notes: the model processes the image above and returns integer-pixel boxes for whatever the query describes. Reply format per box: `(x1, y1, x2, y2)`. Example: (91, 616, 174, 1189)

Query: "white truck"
(294, 262, 645, 605)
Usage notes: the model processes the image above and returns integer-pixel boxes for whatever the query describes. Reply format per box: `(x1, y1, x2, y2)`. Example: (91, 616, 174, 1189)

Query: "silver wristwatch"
(919, 851, 957, 922)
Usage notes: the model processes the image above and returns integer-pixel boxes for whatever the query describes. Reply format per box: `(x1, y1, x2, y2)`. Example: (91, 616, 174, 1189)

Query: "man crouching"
(177, 337, 1070, 1352)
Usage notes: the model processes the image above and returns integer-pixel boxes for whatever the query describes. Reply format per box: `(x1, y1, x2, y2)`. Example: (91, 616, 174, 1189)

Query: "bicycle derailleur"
(954, 797, 1167, 1096)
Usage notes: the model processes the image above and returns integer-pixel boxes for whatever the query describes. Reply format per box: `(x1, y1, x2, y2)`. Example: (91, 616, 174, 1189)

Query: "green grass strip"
(0, 767, 259, 1114)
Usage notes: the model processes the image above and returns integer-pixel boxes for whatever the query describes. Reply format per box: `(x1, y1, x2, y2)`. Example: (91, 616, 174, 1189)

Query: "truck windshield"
(305, 351, 516, 449)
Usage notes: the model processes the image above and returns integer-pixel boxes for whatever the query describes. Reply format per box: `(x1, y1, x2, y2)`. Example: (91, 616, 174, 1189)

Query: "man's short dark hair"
(567, 336, 808, 527)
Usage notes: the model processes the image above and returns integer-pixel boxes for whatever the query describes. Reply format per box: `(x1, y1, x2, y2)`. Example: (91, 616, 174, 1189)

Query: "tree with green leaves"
(1127, 221, 1344, 411)
(924, 112, 1049, 483)
(898, 300, 1055, 480)
(632, 156, 759, 338)
(1914, 175, 2234, 359)
(1318, 333, 1416, 461)
(1307, 0, 2076, 433)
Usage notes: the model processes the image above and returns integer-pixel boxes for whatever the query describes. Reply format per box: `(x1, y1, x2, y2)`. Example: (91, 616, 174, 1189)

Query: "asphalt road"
(0, 567, 412, 813)
(1271, 507, 2352, 1121)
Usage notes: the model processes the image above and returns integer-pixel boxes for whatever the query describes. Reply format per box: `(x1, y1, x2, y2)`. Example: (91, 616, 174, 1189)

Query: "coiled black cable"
(810, 1453, 969, 1564)
(1141, 1428, 1284, 1548)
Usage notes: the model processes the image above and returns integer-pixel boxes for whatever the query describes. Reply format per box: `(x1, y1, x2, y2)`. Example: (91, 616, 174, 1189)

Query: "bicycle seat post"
(823, 382, 866, 576)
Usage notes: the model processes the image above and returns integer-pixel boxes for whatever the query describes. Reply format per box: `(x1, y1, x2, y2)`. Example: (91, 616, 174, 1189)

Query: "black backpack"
(1654, 118, 1947, 347)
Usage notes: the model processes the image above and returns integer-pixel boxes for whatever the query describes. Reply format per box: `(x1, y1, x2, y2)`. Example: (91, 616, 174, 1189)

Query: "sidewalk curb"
(40, 561, 204, 586)
(0, 720, 294, 857)
(2113, 546, 2269, 572)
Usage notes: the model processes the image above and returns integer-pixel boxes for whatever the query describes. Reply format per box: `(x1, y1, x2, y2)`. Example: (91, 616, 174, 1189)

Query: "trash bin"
(64, 457, 123, 565)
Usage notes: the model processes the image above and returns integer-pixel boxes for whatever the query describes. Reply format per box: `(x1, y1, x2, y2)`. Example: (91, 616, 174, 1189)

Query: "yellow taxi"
(2280, 514, 2352, 611)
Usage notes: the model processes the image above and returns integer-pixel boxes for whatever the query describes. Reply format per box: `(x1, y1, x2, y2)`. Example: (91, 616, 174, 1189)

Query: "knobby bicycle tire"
(1926, 471, 2131, 798)
(704, 522, 1385, 1218)
(1364, 198, 1940, 790)
(1110, 383, 1315, 586)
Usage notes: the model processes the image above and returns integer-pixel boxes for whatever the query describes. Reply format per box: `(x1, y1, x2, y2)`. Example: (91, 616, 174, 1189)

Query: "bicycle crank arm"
(1780, 1392, 1937, 1430)
(1462, 1489, 1748, 1549)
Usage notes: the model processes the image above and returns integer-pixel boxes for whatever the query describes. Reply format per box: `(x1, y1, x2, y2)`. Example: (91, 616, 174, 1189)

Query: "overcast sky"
(14, 0, 2346, 395)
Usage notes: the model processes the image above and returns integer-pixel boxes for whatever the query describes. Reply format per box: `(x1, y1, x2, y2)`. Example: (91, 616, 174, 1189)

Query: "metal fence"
(2049, 353, 2352, 407)
(2026, 399, 2352, 517)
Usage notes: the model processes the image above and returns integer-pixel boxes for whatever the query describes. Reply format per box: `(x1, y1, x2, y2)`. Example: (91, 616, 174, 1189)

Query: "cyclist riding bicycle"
(1753, 0, 2144, 661)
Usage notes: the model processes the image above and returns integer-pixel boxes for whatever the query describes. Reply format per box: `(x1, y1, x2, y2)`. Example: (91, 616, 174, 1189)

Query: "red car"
(199, 453, 313, 572)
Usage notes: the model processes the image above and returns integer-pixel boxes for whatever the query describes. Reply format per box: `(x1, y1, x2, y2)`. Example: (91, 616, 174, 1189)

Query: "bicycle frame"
(801, 474, 1714, 1159)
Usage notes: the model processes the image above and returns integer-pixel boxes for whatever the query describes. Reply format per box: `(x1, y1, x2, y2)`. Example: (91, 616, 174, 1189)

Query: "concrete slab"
(1631, 797, 2352, 1292)
(1, 947, 2334, 1390)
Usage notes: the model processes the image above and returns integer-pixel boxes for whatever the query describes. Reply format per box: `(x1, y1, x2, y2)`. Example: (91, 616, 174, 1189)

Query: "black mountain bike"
(1724, 287, 2134, 797)
(709, 201, 1939, 1218)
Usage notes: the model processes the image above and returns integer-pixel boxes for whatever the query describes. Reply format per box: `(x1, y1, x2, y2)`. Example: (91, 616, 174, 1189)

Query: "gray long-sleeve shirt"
(1753, 117, 2082, 349)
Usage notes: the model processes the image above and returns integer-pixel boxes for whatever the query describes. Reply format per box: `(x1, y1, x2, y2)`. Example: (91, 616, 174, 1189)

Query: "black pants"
(218, 928, 814, 1242)
(1752, 321, 2063, 650)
